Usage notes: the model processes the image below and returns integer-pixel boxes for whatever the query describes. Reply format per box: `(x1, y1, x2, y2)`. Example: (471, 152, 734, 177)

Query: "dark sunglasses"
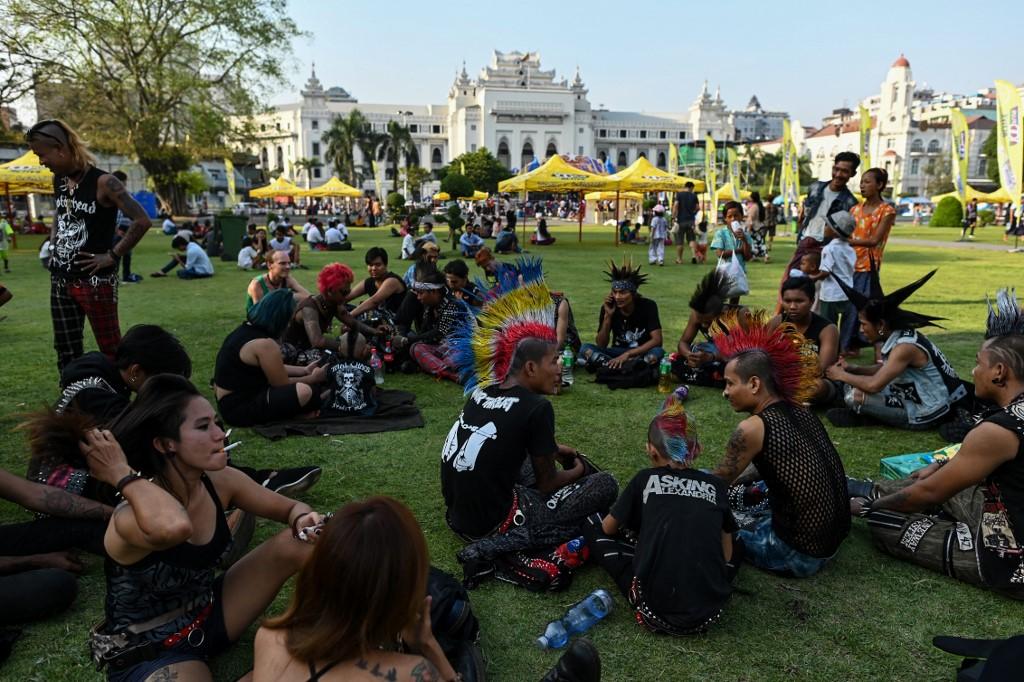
(26, 119, 68, 146)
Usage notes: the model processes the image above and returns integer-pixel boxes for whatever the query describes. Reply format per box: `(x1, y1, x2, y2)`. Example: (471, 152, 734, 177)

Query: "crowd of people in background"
(4, 118, 1024, 682)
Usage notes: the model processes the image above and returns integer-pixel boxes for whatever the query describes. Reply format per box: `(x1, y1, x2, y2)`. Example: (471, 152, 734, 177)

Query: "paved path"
(887, 237, 1023, 252)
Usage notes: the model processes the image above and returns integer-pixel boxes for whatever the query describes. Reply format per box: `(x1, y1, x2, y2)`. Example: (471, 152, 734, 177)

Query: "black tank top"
(757, 402, 850, 558)
(51, 166, 119, 278)
(103, 475, 231, 643)
(364, 273, 406, 314)
(214, 323, 273, 393)
(784, 312, 833, 357)
(984, 393, 1024, 547)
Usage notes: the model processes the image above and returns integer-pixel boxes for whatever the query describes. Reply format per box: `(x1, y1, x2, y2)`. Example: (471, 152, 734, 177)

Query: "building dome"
(891, 54, 910, 68)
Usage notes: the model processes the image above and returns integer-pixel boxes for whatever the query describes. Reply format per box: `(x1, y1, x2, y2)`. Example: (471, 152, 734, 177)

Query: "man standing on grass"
(672, 181, 700, 264)
(28, 119, 152, 373)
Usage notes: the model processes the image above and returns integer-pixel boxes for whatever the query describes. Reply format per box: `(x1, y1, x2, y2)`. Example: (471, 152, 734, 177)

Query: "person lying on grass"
(583, 392, 740, 635)
(711, 314, 850, 578)
(84, 374, 322, 681)
(847, 288, 1024, 600)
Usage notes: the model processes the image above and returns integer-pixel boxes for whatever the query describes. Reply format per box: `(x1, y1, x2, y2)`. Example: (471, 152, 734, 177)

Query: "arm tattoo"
(149, 667, 179, 681)
(410, 660, 440, 682)
(872, 489, 912, 513)
(355, 659, 400, 681)
(40, 486, 111, 520)
(716, 426, 747, 482)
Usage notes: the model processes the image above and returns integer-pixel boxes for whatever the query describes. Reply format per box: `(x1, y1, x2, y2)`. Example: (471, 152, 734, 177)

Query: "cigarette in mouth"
(223, 442, 242, 453)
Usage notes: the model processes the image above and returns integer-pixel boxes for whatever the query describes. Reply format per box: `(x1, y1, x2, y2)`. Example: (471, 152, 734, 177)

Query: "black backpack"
(428, 567, 486, 681)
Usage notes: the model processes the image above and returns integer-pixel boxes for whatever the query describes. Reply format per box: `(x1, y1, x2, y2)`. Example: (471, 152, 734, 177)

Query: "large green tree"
(293, 157, 322, 188)
(323, 109, 368, 186)
(383, 120, 413, 195)
(440, 149, 512, 193)
(2, 0, 300, 212)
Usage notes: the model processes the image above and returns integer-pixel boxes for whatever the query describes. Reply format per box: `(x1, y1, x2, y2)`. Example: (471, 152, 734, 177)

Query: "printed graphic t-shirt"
(597, 297, 662, 349)
(441, 385, 557, 538)
(611, 466, 736, 625)
(51, 166, 118, 278)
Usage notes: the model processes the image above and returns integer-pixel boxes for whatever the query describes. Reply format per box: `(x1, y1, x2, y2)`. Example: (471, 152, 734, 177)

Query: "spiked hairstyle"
(712, 311, 820, 404)
(648, 392, 702, 465)
(451, 257, 556, 393)
(985, 288, 1024, 339)
(689, 269, 733, 315)
(605, 258, 649, 293)
(831, 260, 945, 330)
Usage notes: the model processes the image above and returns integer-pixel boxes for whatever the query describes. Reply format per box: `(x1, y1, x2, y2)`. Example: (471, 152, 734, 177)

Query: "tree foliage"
(401, 165, 432, 200)
(924, 157, 954, 196)
(981, 130, 1000, 184)
(1, 0, 301, 212)
(440, 173, 474, 200)
(441, 149, 512, 193)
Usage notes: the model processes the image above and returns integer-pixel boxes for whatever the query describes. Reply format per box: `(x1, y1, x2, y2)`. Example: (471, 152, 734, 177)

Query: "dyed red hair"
(317, 263, 355, 294)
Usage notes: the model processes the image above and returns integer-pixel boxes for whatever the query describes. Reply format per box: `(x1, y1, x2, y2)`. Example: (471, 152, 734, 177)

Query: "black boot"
(540, 639, 601, 682)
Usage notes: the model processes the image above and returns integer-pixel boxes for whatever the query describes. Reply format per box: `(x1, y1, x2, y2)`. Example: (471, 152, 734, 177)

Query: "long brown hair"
(263, 497, 429, 664)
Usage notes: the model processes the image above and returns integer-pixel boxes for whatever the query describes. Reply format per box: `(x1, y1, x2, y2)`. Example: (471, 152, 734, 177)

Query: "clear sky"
(278, 0, 1020, 126)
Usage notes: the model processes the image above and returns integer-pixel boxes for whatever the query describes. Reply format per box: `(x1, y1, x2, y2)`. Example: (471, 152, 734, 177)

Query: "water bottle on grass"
(536, 589, 613, 650)
(370, 349, 384, 386)
(561, 345, 574, 387)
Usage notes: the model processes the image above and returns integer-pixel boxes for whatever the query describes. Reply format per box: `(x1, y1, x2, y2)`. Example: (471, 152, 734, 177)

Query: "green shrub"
(386, 192, 406, 223)
(979, 209, 995, 226)
(929, 196, 963, 227)
(440, 173, 474, 201)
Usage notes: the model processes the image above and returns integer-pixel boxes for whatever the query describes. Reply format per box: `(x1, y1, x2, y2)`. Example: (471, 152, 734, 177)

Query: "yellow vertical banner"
(224, 157, 236, 206)
(767, 167, 776, 195)
(460, 160, 466, 176)
(788, 138, 801, 202)
(781, 120, 792, 205)
(667, 143, 678, 211)
(995, 79, 1023, 214)
(726, 147, 740, 200)
(950, 108, 970, 204)
(372, 160, 384, 199)
(858, 105, 872, 171)
(704, 135, 717, 206)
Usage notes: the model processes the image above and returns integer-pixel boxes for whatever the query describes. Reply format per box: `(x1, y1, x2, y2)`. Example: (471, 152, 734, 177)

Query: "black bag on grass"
(594, 357, 657, 389)
(428, 567, 486, 681)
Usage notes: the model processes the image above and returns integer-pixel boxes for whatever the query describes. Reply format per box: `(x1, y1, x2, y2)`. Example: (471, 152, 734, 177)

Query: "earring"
(993, 376, 1007, 387)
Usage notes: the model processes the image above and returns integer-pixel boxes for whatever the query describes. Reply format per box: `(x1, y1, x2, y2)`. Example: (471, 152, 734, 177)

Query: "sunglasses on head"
(26, 120, 68, 146)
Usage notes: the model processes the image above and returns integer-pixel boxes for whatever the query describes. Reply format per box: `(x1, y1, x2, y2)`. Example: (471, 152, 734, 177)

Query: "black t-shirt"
(441, 385, 558, 538)
(674, 191, 699, 222)
(598, 297, 661, 349)
(783, 311, 833, 357)
(51, 166, 119, 278)
(363, 273, 407, 315)
(978, 393, 1024, 588)
(611, 467, 735, 624)
(57, 351, 131, 422)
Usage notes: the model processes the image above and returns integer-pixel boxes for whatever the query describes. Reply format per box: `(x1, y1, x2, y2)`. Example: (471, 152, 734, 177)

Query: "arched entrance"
(497, 139, 510, 168)
(521, 141, 534, 169)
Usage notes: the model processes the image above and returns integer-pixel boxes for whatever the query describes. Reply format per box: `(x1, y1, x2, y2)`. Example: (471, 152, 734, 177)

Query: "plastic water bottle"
(370, 349, 384, 386)
(561, 346, 574, 387)
(657, 355, 673, 393)
(536, 589, 613, 650)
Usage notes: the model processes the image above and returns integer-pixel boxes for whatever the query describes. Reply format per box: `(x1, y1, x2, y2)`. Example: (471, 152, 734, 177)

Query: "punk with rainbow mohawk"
(451, 257, 557, 393)
(711, 311, 820, 404)
(648, 390, 702, 466)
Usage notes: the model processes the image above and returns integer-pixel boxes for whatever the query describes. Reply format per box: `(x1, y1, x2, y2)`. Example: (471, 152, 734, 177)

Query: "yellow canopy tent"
(499, 155, 614, 242)
(584, 191, 644, 201)
(0, 151, 54, 188)
(299, 176, 362, 198)
(604, 156, 705, 193)
(978, 187, 1016, 204)
(929, 185, 1002, 204)
(434, 190, 488, 201)
(249, 176, 303, 199)
(714, 183, 752, 202)
(432, 192, 450, 201)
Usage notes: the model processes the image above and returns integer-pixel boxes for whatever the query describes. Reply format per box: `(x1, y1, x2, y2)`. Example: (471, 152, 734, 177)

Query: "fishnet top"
(757, 402, 850, 557)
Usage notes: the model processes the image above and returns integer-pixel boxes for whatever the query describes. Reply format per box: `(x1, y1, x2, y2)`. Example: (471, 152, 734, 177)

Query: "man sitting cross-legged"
(711, 313, 850, 577)
(441, 263, 617, 586)
(579, 259, 664, 371)
(247, 250, 310, 312)
(392, 265, 472, 382)
(847, 289, 1024, 600)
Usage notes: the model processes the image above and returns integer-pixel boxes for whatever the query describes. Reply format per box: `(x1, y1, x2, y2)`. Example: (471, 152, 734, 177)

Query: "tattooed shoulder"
(409, 659, 440, 682)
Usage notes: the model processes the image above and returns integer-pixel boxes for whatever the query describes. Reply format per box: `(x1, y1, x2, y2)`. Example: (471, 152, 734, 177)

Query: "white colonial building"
(760, 55, 998, 197)
(237, 50, 789, 194)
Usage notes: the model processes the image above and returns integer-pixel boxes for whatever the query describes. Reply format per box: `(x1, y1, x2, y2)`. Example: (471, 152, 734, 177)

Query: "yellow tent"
(249, 177, 303, 198)
(0, 151, 54, 193)
(432, 192, 450, 201)
(714, 183, 751, 202)
(434, 190, 488, 201)
(300, 176, 362, 198)
(929, 185, 1006, 204)
(604, 156, 705, 193)
(584, 191, 643, 201)
(498, 155, 611, 193)
(978, 187, 1016, 204)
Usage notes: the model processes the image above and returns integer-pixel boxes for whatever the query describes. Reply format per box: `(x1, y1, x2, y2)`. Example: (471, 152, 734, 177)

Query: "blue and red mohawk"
(451, 257, 556, 393)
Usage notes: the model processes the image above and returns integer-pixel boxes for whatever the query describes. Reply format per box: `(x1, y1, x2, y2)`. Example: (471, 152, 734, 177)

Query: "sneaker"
(258, 466, 322, 496)
(540, 639, 601, 682)
(968, 235, 976, 240)
(846, 476, 875, 499)
(128, 273, 144, 282)
(826, 408, 870, 428)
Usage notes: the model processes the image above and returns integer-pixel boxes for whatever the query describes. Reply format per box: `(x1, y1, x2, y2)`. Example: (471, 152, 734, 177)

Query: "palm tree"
(383, 120, 413, 195)
(293, 157, 323, 188)
(323, 109, 367, 186)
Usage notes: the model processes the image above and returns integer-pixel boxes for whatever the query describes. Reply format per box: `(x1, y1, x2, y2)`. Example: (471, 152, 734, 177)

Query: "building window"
(432, 125, 441, 134)
(311, 120, 319, 130)
(471, 124, 476, 131)
(431, 148, 443, 165)
(312, 142, 320, 156)
(599, 129, 607, 138)
(521, 141, 535, 168)
(313, 167, 322, 179)
(578, 127, 584, 133)
(927, 139, 941, 154)
(657, 151, 666, 168)
(275, 122, 281, 131)
(276, 146, 283, 170)
(886, 138, 894, 149)
(619, 130, 627, 139)
(659, 130, 667, 139)
(260, 124, 266, 132)
(578, 146, 584, 154)
(471, 144, 477, 152)
(639, 130, 647, 139)
(679, 131, 686, 140)
(978, 158, 987, 175)
(911, 139, 923, 153)
(497, 139, 511, 168)
(617, 151, 627, 167)
(410, 124, 419, 133)
(910, 158, 920, 174)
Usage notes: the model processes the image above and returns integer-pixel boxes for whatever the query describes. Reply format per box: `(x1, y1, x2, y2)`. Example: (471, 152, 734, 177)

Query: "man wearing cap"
(812, 210, 858, 353)
(392, 266, 470, 381)
(672, 181, 700, 264)
(648, 204, 669, 266)
(27, 119, 152, 373)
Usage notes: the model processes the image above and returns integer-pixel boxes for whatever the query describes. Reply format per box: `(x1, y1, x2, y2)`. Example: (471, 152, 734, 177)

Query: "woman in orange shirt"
(849, 167, 896, 357)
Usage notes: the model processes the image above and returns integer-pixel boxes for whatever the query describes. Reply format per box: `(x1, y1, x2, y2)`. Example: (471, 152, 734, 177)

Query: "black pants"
(0, 517, 105, 626)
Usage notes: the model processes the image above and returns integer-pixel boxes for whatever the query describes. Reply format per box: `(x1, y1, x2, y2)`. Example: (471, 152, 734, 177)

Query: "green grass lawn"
(1, 221, 1022, 681)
